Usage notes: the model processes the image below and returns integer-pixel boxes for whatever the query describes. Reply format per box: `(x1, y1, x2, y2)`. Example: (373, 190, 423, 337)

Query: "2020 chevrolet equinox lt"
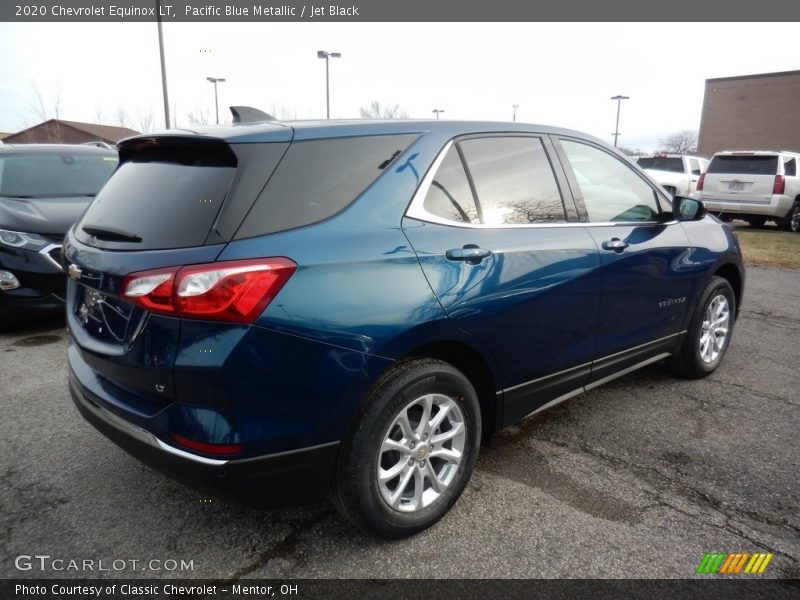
(65, 115, 744, 537)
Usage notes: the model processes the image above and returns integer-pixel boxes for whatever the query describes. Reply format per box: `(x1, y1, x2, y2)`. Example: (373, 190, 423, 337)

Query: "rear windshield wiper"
(82, 225, 143, 243)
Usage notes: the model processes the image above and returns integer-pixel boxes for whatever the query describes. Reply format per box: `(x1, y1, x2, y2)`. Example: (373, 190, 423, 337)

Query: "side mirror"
(673, 196, 706, 221)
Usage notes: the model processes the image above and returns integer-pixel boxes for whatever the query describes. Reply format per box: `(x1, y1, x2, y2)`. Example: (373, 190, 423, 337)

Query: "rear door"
(703, 154, 779, 201)
(553, 137, 695, 384)
(403, 134, 601, 425)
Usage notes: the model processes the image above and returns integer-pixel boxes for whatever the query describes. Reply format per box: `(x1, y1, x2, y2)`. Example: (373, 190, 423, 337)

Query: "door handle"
(446, 245, 492, 265)
(602, 238, 629, 252)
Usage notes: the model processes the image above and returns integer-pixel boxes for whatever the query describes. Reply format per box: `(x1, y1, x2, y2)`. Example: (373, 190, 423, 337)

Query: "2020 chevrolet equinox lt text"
(65, 115, 744, 537)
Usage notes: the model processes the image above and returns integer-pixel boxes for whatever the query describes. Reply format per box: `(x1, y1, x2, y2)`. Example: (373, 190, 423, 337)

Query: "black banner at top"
(3, 0, 800, 22)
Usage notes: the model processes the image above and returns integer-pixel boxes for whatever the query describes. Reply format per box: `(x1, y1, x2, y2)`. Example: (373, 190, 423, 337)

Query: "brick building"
(697, 70, 800, 156)
(3, 119, 139, 146)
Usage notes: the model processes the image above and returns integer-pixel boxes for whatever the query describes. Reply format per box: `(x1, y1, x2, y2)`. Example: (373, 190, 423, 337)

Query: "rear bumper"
(701, 194, 793, 218)
(69, 371, 339, 506)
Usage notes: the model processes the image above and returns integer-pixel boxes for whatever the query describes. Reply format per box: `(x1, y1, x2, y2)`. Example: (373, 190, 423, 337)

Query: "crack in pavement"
(702, 379, 800, 409)
(215, 510, 333, 583)
(532, 437, 800, 561)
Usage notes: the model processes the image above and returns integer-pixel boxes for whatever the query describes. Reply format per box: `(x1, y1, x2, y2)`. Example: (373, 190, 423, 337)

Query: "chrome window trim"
(405, 139, 673, 230)
(39, 243, 64, 272)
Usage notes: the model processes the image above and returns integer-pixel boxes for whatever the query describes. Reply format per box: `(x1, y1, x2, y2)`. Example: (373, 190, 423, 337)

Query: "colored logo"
(696, 552, 773, 575)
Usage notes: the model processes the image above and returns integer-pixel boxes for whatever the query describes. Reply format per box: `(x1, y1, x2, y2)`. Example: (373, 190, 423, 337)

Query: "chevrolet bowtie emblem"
(68, 264, 83, 280)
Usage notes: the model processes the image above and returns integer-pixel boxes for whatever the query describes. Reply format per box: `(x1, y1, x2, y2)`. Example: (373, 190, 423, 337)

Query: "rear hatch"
(66, 126, 419, 418)
(65, 131, 291, 411)
(702, 154, 778, 203)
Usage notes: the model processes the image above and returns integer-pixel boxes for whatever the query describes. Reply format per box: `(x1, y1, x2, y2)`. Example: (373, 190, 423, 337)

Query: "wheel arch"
(713, 262, 743, 317)
(401, 340, 499, 444)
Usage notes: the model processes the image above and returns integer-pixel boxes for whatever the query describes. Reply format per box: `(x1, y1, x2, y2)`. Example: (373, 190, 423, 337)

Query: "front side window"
(560, 140, 660, 223)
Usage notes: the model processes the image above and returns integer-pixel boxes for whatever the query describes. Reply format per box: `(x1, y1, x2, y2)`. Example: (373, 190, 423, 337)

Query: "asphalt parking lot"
(1, 265, 798, 580)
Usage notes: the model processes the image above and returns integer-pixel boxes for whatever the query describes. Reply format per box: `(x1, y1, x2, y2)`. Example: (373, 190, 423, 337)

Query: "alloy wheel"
(377, 393, 466, 513)
(699, 294, 730, 364)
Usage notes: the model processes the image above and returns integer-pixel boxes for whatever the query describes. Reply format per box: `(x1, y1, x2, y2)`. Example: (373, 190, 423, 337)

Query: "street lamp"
(512, 104, 519, 122)
(432, 109, 445, 119)
(207, 77, 226, 125)
(610, 95, 629, 148)
(317, 50, 341, 119)
(155, 0, 170, 129)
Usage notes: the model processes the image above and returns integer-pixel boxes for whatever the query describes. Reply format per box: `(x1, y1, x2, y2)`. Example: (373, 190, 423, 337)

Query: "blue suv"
(64, 115, 744, 537)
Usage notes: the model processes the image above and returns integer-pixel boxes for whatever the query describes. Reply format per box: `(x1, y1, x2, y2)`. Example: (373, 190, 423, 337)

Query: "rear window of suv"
(637, 157, 683, 173)
(235, 134, 418, 238)
(707, 155, 778, 175)
(75, 137, 237, 250)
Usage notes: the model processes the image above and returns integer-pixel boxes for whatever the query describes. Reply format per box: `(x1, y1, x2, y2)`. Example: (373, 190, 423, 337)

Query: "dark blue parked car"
(64, 116, 744, 537)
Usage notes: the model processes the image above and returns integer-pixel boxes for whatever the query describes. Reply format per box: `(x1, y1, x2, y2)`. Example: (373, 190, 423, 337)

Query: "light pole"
(317, 50, 341, 119)
(432, 109, 445, 119)
(512, 104, 518, 122)
(155, 0, 170, 129)
(207, 77, 226, 125)
(610, 95, 629, 147)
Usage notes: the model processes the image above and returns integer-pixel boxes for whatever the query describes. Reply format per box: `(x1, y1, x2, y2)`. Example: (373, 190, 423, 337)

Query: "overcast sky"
(0, 22, 798, 151)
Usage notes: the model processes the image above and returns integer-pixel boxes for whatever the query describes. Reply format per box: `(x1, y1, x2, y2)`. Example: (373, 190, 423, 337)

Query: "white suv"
(636, 154, 709, 198)
(697, 150, 800, 232)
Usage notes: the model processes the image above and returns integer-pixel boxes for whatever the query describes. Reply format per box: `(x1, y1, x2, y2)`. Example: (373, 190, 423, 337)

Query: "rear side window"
(707, 155, 779, 175)
(422, 146, 479, 223)
(458, 137, 566, 225)
(0, 153, 117, 198)
(637, 157, 684, 173)
(235, 134, 418, 238)
(783, 157, 797, 177)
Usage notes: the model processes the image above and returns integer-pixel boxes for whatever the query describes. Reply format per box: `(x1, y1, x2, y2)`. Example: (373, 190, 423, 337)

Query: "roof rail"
(230, 106, 276, 124)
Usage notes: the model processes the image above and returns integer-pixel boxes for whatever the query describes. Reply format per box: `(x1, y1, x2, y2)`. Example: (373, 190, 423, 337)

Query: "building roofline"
(706, 69, 800, 84)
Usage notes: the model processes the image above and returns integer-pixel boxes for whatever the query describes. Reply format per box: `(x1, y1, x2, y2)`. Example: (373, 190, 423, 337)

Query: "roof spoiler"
(230, 106, 276, 124)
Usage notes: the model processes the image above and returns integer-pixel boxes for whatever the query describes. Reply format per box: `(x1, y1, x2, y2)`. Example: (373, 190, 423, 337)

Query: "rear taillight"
(773, 175, 785, 195)
(696, 173, 705, 191)
(121, 258, 296, 323)
(169, 433, 244, 456)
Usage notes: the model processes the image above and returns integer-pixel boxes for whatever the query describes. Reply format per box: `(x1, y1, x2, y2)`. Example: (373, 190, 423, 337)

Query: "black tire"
(781, 202, 800, 233)
(747, 216, 767, 228)
(672, 276, 736, 379)
(333, 358, 481, 538)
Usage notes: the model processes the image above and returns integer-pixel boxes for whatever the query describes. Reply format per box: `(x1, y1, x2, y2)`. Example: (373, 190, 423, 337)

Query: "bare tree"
(27, 82, 63, 141)
(52, 81, 63, 119)
(29, 83, 49, 122)
(186, 106, 210, 126)
(359, 101, 409, 119)
(659, 130, 698, 154)
(270, 104, 298, 120)
(114, 105, 130, 129)
(135, 108, 155, 133)
(94, 104, 105, 124)
(618, 146, 647, 157)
